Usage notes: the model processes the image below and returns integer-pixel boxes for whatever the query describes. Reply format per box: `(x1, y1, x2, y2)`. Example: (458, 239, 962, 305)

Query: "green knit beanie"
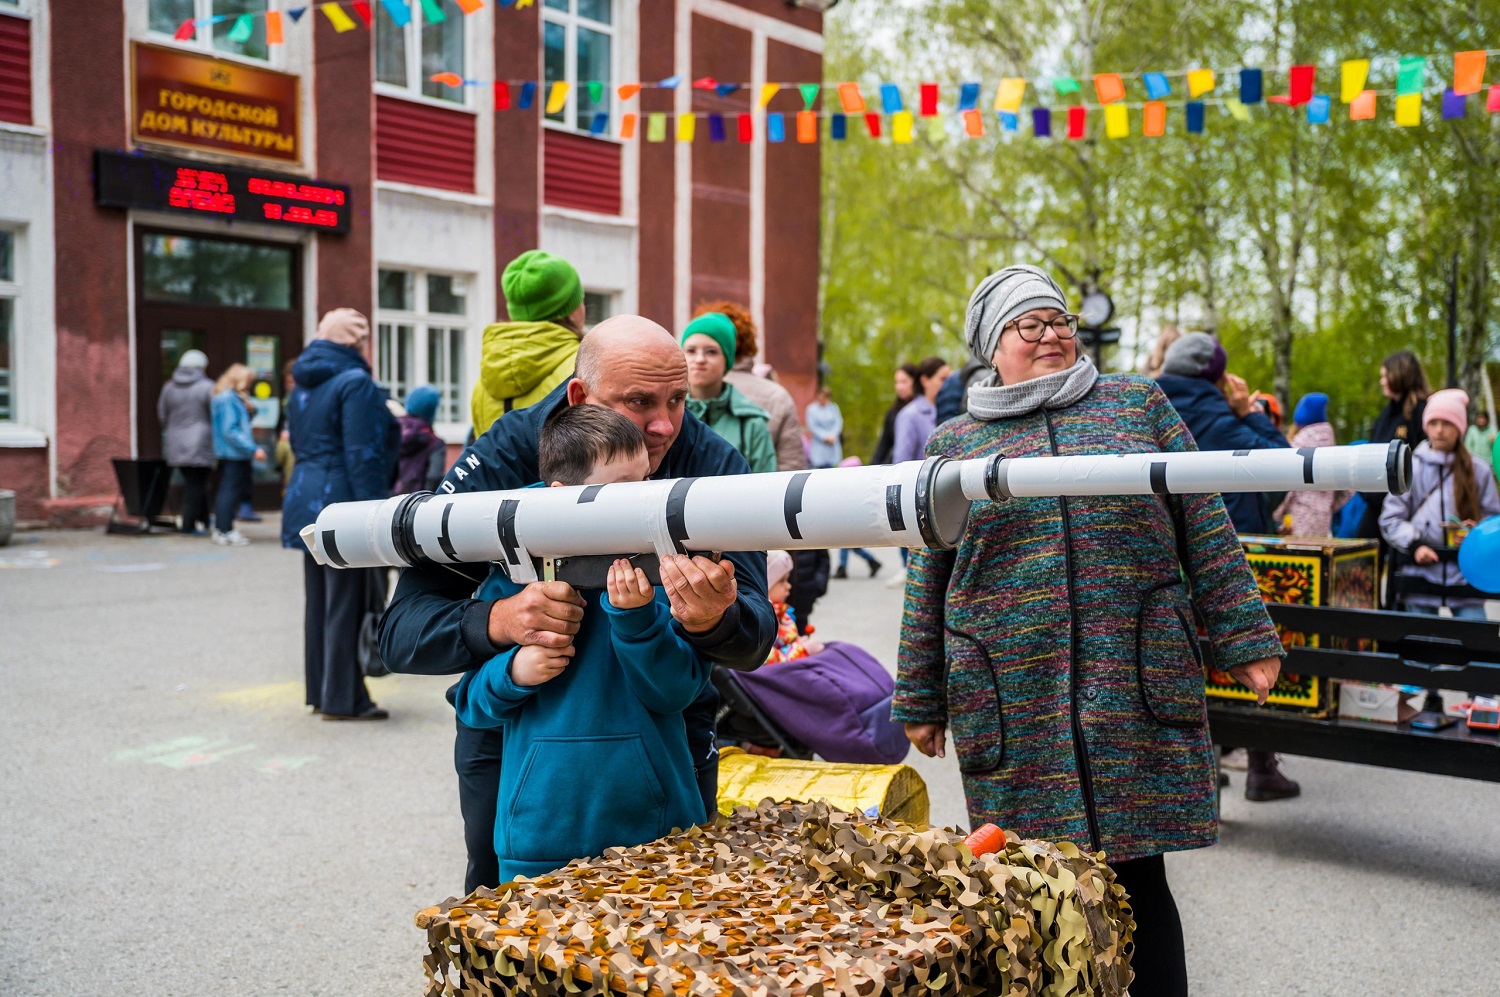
(502, 250, 584, 323)
(680, 312, 737, 367)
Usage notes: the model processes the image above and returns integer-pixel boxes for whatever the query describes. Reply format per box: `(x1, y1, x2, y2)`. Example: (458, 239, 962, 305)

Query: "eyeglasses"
(1006, 314, 1080, 342)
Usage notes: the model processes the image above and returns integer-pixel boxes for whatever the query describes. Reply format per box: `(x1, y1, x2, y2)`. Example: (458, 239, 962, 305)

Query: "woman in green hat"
(679, 313, 777, 473)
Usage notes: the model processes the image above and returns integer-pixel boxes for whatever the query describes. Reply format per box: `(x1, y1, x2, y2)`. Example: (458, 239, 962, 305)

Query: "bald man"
(379, 315, 776, 893)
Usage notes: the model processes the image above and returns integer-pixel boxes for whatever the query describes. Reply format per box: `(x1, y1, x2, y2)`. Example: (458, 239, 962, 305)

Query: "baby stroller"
(714, 641, 911, 765)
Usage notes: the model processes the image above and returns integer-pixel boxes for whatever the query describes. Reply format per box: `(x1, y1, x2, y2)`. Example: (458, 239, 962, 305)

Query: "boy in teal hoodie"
(452, 405, 712, 882)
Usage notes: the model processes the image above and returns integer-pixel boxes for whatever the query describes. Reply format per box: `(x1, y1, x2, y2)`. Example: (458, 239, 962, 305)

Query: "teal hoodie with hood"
(686, 383, 777, 474)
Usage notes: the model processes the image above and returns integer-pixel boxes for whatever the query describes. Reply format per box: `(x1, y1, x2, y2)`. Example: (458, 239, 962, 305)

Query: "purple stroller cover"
(732, 641, 910, 765)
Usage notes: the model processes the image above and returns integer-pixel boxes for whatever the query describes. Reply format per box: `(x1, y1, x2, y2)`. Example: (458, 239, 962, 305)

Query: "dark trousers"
(302, 554, 373, 717)
(176, 466, 212, 532)
(452, 683, 721, 894)
(1112, 853, 1188, 997)
(215, 459, 251, 533)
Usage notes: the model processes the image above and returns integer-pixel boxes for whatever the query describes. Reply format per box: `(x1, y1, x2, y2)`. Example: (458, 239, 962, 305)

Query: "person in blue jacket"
(209, 362, 263, 546)
(454, 404, 711, 880)
(378, 315, 776, 894)
(281, 308, 396, 721)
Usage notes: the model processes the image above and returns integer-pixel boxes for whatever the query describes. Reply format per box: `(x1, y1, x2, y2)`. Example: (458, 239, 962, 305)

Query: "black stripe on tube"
(783, 472, 811, 540)
(438, 503, 461, 562)
(665, 478, 696, 554)
(886, 484, 906, 531)
(1297, 447, 1316, 484)
(577, 485, 604, 504)
(320, 530, 348, 567)
(497, 499, 522, 567)
(1149, 462, 1170, 494)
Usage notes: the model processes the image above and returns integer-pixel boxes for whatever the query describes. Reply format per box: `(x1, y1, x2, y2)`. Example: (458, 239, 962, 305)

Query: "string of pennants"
(171, 5, 1496, 138)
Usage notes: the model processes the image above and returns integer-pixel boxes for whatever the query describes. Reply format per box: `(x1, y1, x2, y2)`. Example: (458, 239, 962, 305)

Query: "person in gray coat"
(157, 349, 216, 535)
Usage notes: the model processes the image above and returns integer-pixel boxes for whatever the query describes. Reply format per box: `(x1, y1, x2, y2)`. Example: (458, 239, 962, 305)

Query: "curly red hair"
(693, 300, 757, 363)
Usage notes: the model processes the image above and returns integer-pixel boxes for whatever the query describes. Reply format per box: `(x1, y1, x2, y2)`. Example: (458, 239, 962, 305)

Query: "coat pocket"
(1135, 583, 1208, 729)
(504, 734, 667, 866)
(944, 628, 1004, 775)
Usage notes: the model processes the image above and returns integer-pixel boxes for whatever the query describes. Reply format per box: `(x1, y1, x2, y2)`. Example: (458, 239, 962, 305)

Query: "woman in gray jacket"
(157, 349, 216, 534)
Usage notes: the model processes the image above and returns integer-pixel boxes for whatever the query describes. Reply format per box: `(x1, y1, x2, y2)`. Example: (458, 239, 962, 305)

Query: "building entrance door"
(134, 228, 303, 509)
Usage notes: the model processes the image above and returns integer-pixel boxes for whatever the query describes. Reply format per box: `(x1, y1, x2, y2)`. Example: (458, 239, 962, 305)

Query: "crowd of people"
(156, 243, 1496, 996)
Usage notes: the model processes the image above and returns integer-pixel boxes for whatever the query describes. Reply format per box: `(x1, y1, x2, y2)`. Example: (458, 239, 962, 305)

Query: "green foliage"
(820, 0, 1500, 456)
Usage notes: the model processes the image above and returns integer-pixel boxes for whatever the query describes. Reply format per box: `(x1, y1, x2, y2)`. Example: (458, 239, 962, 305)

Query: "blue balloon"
(1457, 516, 1500, 593)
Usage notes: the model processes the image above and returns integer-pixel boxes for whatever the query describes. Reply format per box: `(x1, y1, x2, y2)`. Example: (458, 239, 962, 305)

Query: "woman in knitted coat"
(893, 265, 1284, 997)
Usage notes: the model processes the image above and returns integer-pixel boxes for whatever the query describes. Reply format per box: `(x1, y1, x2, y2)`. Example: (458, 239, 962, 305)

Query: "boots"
(1245, 750, 1301, 801)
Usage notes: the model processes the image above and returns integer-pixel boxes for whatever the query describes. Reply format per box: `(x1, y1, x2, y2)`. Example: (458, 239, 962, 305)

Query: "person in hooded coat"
(470, 251, 586, 437)
(157, 349, 216, 534)
(395, 384, 447, 494)
(1273, 393, 1350, 537)
(281, 308, 396, 721)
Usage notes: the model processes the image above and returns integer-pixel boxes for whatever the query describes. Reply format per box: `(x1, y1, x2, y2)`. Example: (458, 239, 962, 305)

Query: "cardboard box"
(1337, 682, 1423, 724)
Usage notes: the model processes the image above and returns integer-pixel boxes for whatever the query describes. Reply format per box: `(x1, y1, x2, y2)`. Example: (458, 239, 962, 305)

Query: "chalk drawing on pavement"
(0, 550, 59, 569)
(110, 736, 257, 769)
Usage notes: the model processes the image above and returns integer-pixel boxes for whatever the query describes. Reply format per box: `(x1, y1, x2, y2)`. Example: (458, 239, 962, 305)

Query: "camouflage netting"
(415, 802, 1134, 997)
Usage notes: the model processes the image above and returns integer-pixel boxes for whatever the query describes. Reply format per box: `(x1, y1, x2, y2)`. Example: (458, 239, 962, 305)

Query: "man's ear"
(565, 378, 587, 407)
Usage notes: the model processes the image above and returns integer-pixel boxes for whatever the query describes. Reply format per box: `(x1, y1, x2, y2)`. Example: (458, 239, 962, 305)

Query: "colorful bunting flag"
(545, 82, 569, 114)
(758, 83, 780, 108)
(797, 111, 818, 143)
(1307, 94, 1331, 124)
(677, 113, 696, 142)
(1349, 90, 1376, 120)
(1453, 51, 1487, 96)
(518, 81, 537, 109)
(619, 113, 637, 139)
(1186, 101, 1205, 133)
(1396, 56, 1425, 95)
(430, 72, 464, 88)
(1489, 85, 1500, 113)
(173, 18, 195, 40)
(658, 76, 680, 89)
(798, 84, 820, 110)
(646, 112, 666, 142)
(880, 83, 904, 115)
(1239, 68, 1263, 104)
(265, 10, 284, 43)
(1093, 73, 1125, 104)
(926, 115, 945, 142)
(1143, 101, 1166, 136)
(1054, 77, 1081, 95)
(1032, 107, 1052, 137)
(1395, 92, 1421, 126)
(493, 81, 510, 109)
(865, 112, 882, 138)
(288, 8, 308, 23)
(830, 113, 847, 140)
(1143, 72, 1170, 99)
(1340, 60, 1369, 103)
(590, 112, 608, 135)
(587, 81, 603, 104)
(1104, 102, 1129, 138)
(455, 0, 484, 12)
(998, 111, 1017, 132)
(737, 113, 751, 142)
(957, 82, 980, 111)
(1187, 69, 1215, 97)
(351, 1, 374, 28)
(1225, 97, 1251, 121)
(892, 110, 914, 143)
(1067, 106, 1086, 139)
(715, 83, 740, 98)
(380, 0, 411, 27)
(691, 77, 718, 91)
(1441, 89, 1466, 120)
(618, 83, 641, 100)
(226, 13, 254, 43)
(419, 0, 445, 25)
(919, 83, 939, 116)
(962, 109, 984, 137)
(709, 113, 726, 141)
(767, 113, 785, 142)
(1287, 65, 1315, 105)
(837, 83, 865, 113)
(321, 2, 357, 31)
(994, 77, 1026, 113)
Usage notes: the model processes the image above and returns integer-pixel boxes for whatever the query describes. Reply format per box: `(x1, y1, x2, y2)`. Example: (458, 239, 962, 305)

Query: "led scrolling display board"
(94, 151, 352, 235)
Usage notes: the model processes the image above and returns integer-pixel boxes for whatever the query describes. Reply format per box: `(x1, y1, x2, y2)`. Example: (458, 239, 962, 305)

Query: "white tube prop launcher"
(302, 441, 1409, 585)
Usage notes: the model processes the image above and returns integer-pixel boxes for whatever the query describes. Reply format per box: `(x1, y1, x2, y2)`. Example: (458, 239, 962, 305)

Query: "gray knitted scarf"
(966, 356, 1099, 421)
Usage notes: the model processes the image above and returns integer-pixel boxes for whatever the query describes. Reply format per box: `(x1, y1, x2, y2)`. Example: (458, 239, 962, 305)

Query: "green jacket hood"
(477, 320, 580, 402)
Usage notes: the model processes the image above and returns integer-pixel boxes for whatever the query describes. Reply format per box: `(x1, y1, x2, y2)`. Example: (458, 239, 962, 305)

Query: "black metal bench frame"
(1206, 604, 1500, 783)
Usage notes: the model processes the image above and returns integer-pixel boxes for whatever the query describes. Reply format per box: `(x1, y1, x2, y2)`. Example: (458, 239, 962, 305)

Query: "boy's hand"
(510, 643, 575, 687)
(606, 559, 654, 610)
(488, 581, 585, 648)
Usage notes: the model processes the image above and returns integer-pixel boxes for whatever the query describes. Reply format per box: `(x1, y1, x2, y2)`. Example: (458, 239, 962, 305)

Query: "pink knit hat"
(1424, 388, 1469, 435)
(766, 549, 794, 589)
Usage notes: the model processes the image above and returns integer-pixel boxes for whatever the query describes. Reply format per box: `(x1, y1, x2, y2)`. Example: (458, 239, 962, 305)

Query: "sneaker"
(1245, 753, 1301, 802)
(1220, 747, 1250, 771)
(212, 529, 250, 547)
(833, 566, 848, 580)
(884, 568, 907, 589)
(869, 559, 883, 578)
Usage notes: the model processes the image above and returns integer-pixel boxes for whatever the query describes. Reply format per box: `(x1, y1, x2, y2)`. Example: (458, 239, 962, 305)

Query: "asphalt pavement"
(1, 522, 1497, 995)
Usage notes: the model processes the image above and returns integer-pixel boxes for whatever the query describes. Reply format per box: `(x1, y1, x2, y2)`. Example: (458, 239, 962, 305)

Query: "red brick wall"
(495, 3, 542, 319)
(635, 0, 676, 327)
(0, 448, 47, 521)
(315, 16, 374, 325)
(688, 13, 752, 311)
(50, 2, 130, 498)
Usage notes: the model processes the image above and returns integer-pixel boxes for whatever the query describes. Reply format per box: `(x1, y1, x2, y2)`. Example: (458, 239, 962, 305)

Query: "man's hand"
(1414, 544, 1440, 565)
(1229, 656, 1281, 705)
(905, 722, 946, 758)
(1222, 373, 1253, 417)
(510, 643, 574, 687)
(661, 555, 737, 634)
(487, 581, 585, 648)
(606, 559, 654, 610)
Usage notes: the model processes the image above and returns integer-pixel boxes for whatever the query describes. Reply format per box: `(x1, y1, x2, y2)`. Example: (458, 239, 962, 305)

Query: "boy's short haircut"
(539, 404, 649, 485)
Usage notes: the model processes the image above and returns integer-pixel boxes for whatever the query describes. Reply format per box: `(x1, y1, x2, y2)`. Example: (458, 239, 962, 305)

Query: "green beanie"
(502, 250, 584, 322)
(680, 312, 737, 367)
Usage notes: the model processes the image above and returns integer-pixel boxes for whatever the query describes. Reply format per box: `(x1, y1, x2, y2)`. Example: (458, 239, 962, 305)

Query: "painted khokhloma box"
(1206, 536, 1380, 712)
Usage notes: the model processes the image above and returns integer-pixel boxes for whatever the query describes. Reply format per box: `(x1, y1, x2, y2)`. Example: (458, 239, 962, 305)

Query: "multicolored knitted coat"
(892, 374, 1283, 862)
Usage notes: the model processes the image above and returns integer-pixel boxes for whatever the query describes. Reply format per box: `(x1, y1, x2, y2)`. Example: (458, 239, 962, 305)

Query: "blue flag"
(1143, 72, 1170, 100)
(1238, 68, 1263, 105)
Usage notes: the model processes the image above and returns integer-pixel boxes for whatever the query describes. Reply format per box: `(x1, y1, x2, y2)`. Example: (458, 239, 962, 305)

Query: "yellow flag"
(993, 77, 1026, 113)
(1187, 68, 1215, 98)
(1340, 60, 1369, 104)
(892, 110, 914, 143)
(1395, 93, 1421, 127)
(545, 82, 569, 114)
(1224, 98, 1251, 122)
(320, 2, 356, 31)
(926, 114, 945, 142)
(1104, 103, 1129, 138)
(677, 113, 696, 142)
(758, 83, 781, 108)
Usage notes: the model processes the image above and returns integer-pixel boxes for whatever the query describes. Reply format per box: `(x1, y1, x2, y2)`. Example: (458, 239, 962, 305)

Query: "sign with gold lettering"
(133, 43, 300, 163)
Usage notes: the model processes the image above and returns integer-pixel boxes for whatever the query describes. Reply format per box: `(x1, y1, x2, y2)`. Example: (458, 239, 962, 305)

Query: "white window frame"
(373, 0, 473, 111)
(375, 267, 473, 441)
(542, 0, 616, 135)
(145, 0, 277, 67)
(0, 227, 20, 429)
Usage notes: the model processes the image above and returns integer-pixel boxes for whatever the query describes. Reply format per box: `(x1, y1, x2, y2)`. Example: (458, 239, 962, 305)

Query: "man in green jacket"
(471, 251, 586, 436)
